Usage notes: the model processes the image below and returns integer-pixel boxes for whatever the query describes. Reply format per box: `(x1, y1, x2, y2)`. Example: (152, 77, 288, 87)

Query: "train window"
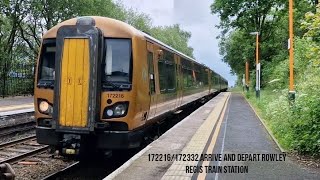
(166, 63, 176, 91)
(158, 61, 167, 93)
(214, 73, 219, 89)
(158, 50, 176, 93)
(194, 70, 200, 87)
(182, 68, 193, 88)
(102, 38, 132, 91)
(181, 58, 194, 89)
(38, 39, 56, 87)
(193, 64, 201, 88)
(211, 73, 216, 89)
(201, 68, 209, 86)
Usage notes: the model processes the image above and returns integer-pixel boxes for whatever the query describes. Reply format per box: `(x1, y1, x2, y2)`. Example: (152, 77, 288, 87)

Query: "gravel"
(288, 152, 320, 172)
(0, 113, 34, 128)
(12, 152, 75, 180)
(0, 130, 35, 144)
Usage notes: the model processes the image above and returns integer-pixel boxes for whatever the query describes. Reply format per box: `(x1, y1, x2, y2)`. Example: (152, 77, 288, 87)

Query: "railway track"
(0, 136, 49, 164)
(0, 95, 216, 179)
(0, 112, 35, 137)
(41, 162, 80, 180)
(0, 121, 35, 137)
(0, 136, 77, 180)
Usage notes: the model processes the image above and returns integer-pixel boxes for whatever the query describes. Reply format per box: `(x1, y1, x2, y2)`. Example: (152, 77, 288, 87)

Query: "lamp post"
(288, 0, 295, 102)
(245, 61, 249, 91)
(250, 32, 260, 98)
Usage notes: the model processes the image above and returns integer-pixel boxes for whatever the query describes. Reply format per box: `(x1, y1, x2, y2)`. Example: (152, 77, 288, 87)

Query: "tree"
(1, 0, 195, 66)
(211, 0, 314, 84)
(125, 8, 152, 33)
(150, 24, 194, 58)
(0, 0, 28, 63)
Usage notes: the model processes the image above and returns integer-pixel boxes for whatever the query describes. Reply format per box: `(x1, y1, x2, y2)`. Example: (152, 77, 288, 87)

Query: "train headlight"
(39, 101, 49, 112)
(114, 104, 126, 116)
(106, 109, 114, 116)
(39, 100, 53, 115)
(103, 102, 129, 119)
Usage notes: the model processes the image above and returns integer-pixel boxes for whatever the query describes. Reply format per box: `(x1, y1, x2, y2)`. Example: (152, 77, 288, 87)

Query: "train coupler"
(60, 134, 81, 155)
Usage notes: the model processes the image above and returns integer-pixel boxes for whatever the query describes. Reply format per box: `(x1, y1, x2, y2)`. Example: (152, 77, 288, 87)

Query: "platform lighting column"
(249, 32, 260, 98)
(245, 61, 249, 92)
(288, 0, 295, 102)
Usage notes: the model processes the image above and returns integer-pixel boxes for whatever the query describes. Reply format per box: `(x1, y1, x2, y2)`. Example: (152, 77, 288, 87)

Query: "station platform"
(0, 96, 34, 116)
(105, 93, 320, 180)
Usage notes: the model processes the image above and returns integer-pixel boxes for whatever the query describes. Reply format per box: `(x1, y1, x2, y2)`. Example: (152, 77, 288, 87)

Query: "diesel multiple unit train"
(34, 16, 228, 155)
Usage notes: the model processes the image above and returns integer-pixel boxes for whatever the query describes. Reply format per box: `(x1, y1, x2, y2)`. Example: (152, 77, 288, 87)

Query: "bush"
(291, 93, 320, 155)
(249, 35, 320, 155)
(244, 6, 320, 156)
(264, 91, 293, 149)
(290, 61, 320, 154)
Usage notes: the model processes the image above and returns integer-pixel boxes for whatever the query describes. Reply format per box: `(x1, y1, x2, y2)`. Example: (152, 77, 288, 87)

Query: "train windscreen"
(37, 39, 56, 88)
(102, 38, 132, 91)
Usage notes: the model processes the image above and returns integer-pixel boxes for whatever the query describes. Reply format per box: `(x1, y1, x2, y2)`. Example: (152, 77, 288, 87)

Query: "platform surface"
(0, 96, 34, 115)
(106, 93, 320, 180)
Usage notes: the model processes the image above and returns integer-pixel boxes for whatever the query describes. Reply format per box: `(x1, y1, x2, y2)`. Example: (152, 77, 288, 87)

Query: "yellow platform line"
(197, 94, 230, 180)
(162, 92, 230, 179)
(0, 103, 34, 112)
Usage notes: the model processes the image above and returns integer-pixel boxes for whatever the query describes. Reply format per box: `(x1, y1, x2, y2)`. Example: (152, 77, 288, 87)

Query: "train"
(34, 16, 228, 155)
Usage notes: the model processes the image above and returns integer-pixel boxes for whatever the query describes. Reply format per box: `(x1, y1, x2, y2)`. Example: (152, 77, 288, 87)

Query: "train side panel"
(34, 16, 229, 153)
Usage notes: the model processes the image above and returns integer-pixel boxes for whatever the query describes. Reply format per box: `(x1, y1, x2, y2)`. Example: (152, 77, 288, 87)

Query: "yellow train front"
(34, 16, 228, 155)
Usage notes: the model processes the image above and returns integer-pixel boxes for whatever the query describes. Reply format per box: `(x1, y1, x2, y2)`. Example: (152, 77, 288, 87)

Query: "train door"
(174, 55, 183, 109)
(59, 38, 90, 128)
(147, 41, 157, 120)
(53, 24, 102, 133)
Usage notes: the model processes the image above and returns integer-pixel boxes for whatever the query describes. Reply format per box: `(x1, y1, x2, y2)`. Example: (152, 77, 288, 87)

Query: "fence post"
(2, 62, 6, 98)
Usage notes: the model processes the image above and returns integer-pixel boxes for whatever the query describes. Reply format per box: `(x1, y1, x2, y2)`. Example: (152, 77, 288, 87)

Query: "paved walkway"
(0, 96, 34, 115)
(198, 93, 319, 180)
(107, 93, 320, 180)
(106, 93, 229, 180)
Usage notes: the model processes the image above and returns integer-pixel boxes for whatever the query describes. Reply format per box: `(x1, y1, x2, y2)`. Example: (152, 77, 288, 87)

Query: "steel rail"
(0, 121, 35, 137)
(0, 135, 36, 148)
(41, 162, 80, 180)
(0, 145, 49, 164)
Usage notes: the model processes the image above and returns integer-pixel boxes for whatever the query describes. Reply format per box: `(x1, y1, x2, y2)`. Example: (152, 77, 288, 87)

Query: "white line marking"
(215, 96, 231, 180)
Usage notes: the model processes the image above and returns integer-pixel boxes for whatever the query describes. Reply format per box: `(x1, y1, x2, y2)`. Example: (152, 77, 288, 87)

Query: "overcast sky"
(115, 0, 237, 86)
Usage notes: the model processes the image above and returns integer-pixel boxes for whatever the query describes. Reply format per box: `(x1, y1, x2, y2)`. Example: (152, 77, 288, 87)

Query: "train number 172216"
(106, 94, 124, 98)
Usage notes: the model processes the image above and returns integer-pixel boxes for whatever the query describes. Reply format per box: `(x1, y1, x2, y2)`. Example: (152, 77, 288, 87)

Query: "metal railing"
(0, 63, 35, 98)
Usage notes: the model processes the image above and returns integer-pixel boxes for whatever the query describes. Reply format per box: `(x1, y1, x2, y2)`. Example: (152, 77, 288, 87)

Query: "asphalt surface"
(108, 94, 226, 180)
(0, 96, 34, 115)
(204, 93, 320, 180)
(0, 96, 33, 108)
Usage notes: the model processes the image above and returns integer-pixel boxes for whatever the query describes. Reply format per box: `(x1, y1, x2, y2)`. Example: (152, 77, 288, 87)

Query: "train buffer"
(0, 96, 34, 116)
(105, 92, 320, 180)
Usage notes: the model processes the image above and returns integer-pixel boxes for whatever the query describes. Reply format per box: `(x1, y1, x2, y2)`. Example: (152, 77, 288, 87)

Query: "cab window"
(102, 38, 132, 91)
(38, 39, 56, 88)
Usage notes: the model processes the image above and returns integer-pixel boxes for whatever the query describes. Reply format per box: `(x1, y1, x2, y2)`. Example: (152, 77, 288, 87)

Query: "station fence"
(0, 63, 35, 98)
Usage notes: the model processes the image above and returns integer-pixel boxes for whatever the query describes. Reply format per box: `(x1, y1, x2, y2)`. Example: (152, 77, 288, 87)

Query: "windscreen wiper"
(38, 81, 54, 89)
(102, 81, 120, 90)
